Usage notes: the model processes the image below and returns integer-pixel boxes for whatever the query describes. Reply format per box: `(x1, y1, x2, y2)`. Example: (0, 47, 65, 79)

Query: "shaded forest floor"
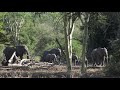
(81, 67, 105, 78)
(0, 63, 108, 78)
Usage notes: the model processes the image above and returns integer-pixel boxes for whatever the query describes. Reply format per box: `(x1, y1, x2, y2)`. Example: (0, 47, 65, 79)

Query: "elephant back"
(16, 45, 28, 55)
(50, 48, 61, 56)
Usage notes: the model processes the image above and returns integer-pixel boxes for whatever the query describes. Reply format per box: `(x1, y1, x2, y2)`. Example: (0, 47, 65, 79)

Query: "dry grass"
(0, 62, 106, 78)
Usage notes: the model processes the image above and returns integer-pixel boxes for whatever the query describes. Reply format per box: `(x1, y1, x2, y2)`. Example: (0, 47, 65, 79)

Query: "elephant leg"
(55, 56, 60, 65)
(92, 57, 96, 67)
(101, 58, 104, 66)
(49, 57, 52, 63)
(20, 56, 23, 60)
(85, 60, 88, 67)
(101, 57, 105, 66)
(27, 56, 29, 59)
(57, 56, 60, 65)
(104, 57, 108, 66)
(93, 61, 96, 67)
(27, 52, 29, 59)
(92, 56, 95, 67)
(52, 57, 55, 63)
(101, 61, 104, 66)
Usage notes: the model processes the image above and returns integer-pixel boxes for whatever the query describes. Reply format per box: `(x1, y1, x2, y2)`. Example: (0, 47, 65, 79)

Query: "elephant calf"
(44, 54, 57, 64)
(72, 54, 78, 66)
(91, 47, 108, 67)
(41, 48, 61, 64)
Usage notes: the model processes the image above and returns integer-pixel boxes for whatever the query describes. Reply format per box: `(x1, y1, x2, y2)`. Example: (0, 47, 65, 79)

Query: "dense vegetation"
(0, 12, 82, 61)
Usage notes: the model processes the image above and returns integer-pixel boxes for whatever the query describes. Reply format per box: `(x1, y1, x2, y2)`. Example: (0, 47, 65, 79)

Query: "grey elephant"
(41, 48, 61, 64)
(44, 54, 57, 63)
(2, 45, 29, 66)
(50, 48, 61, 57)
(40, 50, 50, 62)
(2, 46, 16, 66)
(72, 54, 78, 66)
(85, 57, 88, 67)
(16, 45, 29, 60)
(91, 47, 108, 67)
(41, 50, 59, 64)
(50, 48, 61, 63)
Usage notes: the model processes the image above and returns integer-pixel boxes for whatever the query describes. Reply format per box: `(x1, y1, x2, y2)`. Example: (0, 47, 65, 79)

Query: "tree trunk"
(63, 12, 75, 78)
(80, 13, 90, 74)
(64, 16, 71, 77)
(55, 38, 66, 58)
(81, 22, 88, 74)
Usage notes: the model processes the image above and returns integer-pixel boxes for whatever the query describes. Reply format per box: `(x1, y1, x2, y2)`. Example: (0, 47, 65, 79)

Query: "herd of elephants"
(1, 45, 109, 67)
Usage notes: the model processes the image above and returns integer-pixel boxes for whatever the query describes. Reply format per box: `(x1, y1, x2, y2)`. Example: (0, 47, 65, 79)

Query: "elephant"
(72, 54, 78, 66)
(41, 48, 61, 64)
(40, 48, 61, 64)
(2, 46, 16, 66)
(40, 50, 50, 62)
(1, 45, 29, 66)
(44, 54, 57, 63)
(50, 48, 61, 63)
(91, 47, 108, 67)
(85, 57, 88, 67)
(50, 48, 61, 57)
(76, 57, 88, 67)
(16, 45, 29, 60)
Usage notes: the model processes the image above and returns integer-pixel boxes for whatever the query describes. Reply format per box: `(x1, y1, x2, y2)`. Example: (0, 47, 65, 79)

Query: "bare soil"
(0, 63, 106, 78)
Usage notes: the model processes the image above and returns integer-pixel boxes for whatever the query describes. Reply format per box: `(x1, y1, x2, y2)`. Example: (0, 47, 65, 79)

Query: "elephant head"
(16, 45, 29, 60)
(50, 48, 61, 64)
(2, 46, 16, 66)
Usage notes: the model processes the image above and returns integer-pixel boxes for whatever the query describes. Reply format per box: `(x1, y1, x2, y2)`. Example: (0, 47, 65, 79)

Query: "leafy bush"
(0, 44, 5, 62)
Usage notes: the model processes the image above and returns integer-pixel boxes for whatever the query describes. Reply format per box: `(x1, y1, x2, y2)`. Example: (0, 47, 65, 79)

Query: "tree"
(0, 12, 8, 44)
(63, 12, 77, 77)
(104, 12, 120, 76)
(79, 12, 90, 74)
(86, 12, 108, 63)
(3, 12, 25, 46)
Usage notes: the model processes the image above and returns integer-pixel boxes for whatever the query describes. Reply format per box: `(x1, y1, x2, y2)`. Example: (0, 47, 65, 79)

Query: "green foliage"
(0, 12, 83, 62)
(72, 40, 82, 58)
(0, 44, 5, 62)
(0, 13, 9, 44)
(0, 32, 8, 43)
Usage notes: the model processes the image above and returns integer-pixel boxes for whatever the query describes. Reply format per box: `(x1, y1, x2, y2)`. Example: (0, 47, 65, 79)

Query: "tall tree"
(79, 12, 90, 74)
(63, 12, 77, 77)
(3, 12, 25, 46)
